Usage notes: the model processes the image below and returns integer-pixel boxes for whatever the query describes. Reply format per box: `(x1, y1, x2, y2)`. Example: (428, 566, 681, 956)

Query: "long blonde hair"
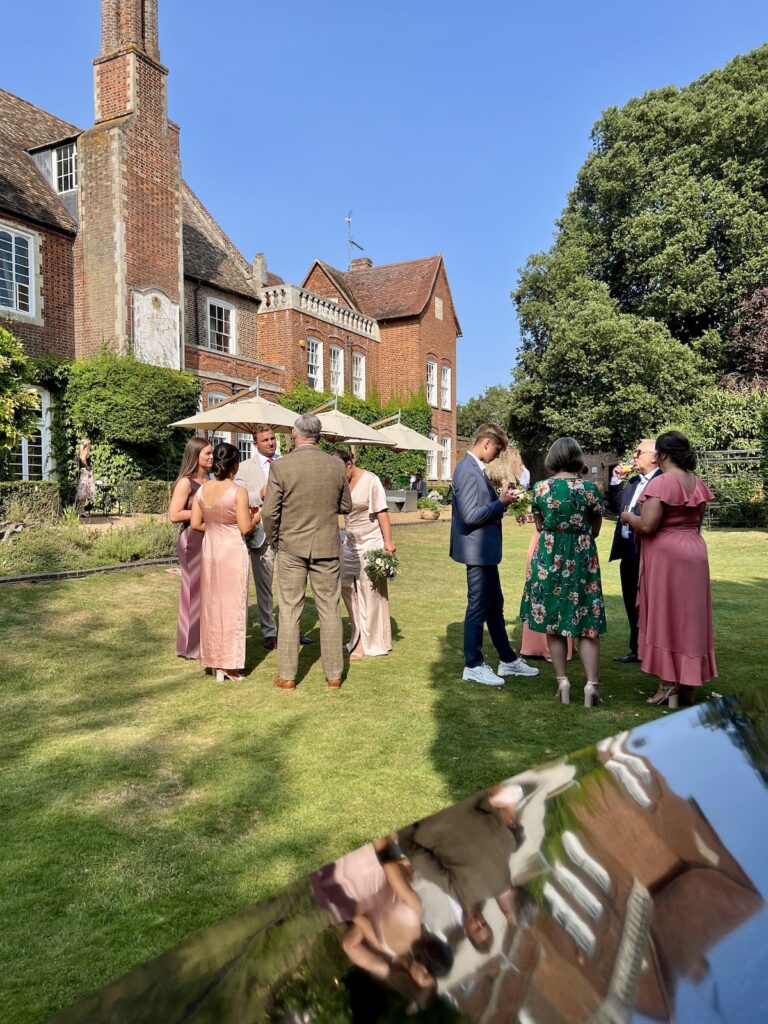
(175, 436, 211, 484)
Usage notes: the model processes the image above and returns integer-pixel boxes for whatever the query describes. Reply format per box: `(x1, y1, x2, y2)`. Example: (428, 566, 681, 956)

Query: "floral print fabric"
(519, 477, 607, 639)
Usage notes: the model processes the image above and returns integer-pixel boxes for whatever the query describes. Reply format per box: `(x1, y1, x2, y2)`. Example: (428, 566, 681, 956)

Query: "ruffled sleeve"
(639, 474, 714, 506)
(367, 472, 389, 516)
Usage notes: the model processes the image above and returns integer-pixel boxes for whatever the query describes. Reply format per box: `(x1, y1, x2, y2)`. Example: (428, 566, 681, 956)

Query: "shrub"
(706, 473, 767, 527)
(0, 481, 60, 522)
(417, 498, 442, 517)
(0, 518, 178, 576)
(427, 483, 453, 505)
(121, 479, 173, 514)
(91, 520, 178, 563)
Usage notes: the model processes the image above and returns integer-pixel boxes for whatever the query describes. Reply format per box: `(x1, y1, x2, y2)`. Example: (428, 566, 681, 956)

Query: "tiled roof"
(181, 184, 259, 299)
(309, 255, 458, 325)
(0, 88, 81, 149)
(0, 89, 80, 233)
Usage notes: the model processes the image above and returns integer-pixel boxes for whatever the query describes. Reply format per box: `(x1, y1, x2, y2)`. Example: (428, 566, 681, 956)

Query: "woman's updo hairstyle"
(212, 441, 240, 480)
(656, 430, 697, 472)
(331, 448, 354, 466)
(545, 436, 586, 475)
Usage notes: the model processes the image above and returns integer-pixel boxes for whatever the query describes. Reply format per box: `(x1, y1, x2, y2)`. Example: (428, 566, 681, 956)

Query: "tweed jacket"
(262, 444, 352, 558)
(449, 454, 505, 566)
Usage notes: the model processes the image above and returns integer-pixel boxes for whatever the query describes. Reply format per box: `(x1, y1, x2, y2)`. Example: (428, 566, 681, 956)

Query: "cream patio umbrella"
(373, 420, 444, 453)
(313, 405, 397, 447)
(170, 396, 298, 434)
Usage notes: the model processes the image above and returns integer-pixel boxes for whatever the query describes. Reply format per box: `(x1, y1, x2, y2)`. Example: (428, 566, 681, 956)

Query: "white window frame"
(441, 365, 451, 410)
(352, 352, 366, 399)
(236, 433, 252, 462)
(427, 433, 438, 480)
(0, 224, 35, 317)
(8, 387, 51, 480)
(206, 297, 236, 354)
(307, 337, 324, 392)
(329, 344, 344, 396)
(435, 296, 443, 320)
(55, 142, 78, 193)
(207, 390, 230, 446)
(426, 360, 437, 406)
(441, 434, 451, 481)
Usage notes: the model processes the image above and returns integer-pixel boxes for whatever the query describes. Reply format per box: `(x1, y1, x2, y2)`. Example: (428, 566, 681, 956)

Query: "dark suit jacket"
(449, 455, 505, 566)
(607, 469, 662, 562)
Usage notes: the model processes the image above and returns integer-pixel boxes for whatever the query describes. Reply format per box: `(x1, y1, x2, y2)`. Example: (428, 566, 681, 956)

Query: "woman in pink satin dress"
(190, 442, 261, 682)
(621, 431, 716, 707)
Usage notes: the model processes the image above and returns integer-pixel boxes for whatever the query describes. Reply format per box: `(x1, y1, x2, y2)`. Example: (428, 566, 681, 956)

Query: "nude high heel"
(216, 669, 245, 682)
(584, 682, 602, 708)
(647, 684, 679, 708)
(555, 677, 571, 705)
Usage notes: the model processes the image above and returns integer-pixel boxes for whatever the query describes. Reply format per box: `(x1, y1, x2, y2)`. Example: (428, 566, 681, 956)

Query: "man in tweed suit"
(262, 413, 352, 690)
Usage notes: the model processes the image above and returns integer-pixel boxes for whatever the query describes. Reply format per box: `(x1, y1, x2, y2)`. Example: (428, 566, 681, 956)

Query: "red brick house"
(0, 0, 460, 481)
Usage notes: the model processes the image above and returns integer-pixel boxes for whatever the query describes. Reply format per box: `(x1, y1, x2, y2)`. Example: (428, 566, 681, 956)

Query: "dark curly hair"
(656, 430, 697, 472)
(212, 442, 240, 480)
(410, 931, 453, 979)
(331, 448, 354, 466)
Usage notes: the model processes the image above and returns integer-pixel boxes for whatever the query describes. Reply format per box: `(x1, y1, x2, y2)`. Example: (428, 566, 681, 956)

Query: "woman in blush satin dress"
(621, 431, 717, 708)
(190, 442, 261, 682)
(333, 450, 396, 660)
(169, 437, 213, 659)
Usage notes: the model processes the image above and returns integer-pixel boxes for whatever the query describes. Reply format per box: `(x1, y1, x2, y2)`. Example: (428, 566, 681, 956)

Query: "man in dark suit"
(450, 424, 539, 685)
(608, 439, 661, 663)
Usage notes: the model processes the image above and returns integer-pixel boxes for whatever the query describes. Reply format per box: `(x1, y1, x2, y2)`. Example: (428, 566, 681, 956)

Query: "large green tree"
(457, 384, 514, 437)
(511, 45, 768, 452)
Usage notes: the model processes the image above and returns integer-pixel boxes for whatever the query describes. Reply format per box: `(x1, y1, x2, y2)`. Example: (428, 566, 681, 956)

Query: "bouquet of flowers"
(364, 548, 399, 586)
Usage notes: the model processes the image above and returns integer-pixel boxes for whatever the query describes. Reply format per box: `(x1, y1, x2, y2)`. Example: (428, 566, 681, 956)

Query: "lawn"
(1, 522, 766, 1023)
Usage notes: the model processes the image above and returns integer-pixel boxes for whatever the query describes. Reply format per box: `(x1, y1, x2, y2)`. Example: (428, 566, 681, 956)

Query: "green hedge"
(121, 479, 173, 514)
(706, 473, 767, 527)
(427, 483, 453, 504)
(0, 481, 60, 522)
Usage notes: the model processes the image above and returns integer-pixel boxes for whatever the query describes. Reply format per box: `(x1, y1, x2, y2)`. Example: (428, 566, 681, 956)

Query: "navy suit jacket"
(607, 469, 662, 562)
(449, 455, 505, 566)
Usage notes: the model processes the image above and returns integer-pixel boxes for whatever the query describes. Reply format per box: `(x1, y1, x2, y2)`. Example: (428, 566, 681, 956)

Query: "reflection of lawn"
(1, 523, 765, 1022)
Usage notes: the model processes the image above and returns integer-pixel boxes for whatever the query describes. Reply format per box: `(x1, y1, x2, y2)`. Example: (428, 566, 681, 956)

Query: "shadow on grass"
(427, 573, 768, 805)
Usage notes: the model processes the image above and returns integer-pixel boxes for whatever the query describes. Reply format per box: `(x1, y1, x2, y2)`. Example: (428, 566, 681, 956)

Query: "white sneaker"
(462, 663, 504, 686)
(498, 658, 540, 678)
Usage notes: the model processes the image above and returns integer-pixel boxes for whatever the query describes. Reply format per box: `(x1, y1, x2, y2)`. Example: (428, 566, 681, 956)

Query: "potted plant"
(417, 497, 442, 520)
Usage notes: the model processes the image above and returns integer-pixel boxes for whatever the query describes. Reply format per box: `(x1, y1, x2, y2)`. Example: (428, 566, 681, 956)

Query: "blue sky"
(4, 1, 768, 401)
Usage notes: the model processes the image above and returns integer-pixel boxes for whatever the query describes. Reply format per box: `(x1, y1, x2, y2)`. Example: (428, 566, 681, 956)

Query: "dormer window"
(55, 143, 77, 193)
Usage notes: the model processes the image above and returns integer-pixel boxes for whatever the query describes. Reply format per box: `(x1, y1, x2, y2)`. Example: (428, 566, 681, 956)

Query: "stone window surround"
(0, 219, 43, 325)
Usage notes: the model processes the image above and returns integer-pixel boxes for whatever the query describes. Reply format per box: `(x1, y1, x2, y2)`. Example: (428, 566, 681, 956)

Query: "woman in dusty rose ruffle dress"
(621, 431, 716, 708)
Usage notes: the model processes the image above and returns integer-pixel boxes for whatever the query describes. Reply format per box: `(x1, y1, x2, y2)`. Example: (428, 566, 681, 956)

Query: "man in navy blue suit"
(607, 440, 661, 663)
(450, 424, 539, 686)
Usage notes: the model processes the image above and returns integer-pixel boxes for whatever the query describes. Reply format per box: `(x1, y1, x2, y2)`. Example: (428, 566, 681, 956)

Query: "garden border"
(0, 557, 178, 585)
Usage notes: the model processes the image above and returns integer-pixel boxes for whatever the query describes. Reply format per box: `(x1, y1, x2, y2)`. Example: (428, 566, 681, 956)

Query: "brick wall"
(184, 280, 260, 360)
(0, 213, 75, 359)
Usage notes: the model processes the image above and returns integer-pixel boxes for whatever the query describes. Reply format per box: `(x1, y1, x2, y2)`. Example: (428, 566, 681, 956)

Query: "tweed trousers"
(276, 550, 343, 682)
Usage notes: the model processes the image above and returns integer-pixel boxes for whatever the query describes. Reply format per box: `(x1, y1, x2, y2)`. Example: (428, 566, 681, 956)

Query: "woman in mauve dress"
(621, 431, 717, 708)
(333, 450, 395, 660)
(169, 437, 213, 659)
(190, 442, 261, 682)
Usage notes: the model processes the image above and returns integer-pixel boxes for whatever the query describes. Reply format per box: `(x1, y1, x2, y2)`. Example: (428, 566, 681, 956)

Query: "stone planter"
(419, 508, 440, 521)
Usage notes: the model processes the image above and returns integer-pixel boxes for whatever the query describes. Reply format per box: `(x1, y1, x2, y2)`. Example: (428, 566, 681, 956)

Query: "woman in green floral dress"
(520, 437, 606, 707)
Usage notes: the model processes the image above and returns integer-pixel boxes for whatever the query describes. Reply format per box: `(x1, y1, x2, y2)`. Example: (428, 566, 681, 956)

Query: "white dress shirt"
(468, 452, 486, 474)
(612, 471, 655, 539)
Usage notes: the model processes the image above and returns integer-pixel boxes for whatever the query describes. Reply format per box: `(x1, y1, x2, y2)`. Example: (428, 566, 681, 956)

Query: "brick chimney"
(75, 0, 183, 367)
(350, 257, 373, 271)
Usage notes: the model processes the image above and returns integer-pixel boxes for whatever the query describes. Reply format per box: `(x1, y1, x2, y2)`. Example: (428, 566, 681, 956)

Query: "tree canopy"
(509, 45, 768, 453)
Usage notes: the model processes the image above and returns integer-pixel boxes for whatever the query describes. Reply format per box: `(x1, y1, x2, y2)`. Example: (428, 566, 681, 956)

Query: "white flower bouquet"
(364, 548, 399, 586)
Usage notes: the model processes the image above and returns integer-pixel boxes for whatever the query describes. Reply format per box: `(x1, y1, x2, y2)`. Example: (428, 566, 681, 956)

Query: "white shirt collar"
(468, 452, 486, 473)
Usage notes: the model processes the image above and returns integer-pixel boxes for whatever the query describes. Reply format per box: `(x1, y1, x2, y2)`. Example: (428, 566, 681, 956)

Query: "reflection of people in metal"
(311, 837, 453, 991)
(398, 782, 532, 952)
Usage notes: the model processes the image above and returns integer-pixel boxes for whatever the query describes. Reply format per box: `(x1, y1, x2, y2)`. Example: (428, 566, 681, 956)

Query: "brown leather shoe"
(273, 675, 296, 690)
(327, 678, 342, 691)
